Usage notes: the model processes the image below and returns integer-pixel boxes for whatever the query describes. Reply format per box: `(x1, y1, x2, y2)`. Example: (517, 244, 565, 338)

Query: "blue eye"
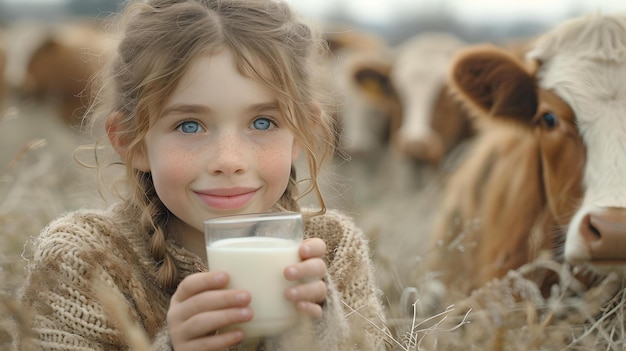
(252, 117, 274, 130)
(542, 112, 558, 128)
(177, 121, 203, 134)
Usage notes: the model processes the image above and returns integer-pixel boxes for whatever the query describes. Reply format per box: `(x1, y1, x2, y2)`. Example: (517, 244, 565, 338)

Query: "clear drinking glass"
(204, 212, 303, 339)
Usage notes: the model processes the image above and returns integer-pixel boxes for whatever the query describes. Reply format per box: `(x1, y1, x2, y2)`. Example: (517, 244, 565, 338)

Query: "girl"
(18, 0, 388, 350)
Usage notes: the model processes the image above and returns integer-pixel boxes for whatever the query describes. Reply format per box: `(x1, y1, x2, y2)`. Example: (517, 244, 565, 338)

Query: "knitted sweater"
(17, 205, 388, 350)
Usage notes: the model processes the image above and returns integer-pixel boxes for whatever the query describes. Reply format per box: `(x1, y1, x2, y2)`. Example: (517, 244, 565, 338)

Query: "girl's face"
(135, 50, 300, 237)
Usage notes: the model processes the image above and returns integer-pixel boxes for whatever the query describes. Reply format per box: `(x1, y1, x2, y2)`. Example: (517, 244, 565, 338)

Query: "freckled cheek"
(151, 148, 199, 193)
(256, 145, 294, 187)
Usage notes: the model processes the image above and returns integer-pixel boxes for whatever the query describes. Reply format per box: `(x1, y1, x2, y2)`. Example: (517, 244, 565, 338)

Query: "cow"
(332, 32, 475, 166)
(321, 25, 399, 159)
(3, 20, 116, 128)
(389, 32, 475, 165)
(419, 12, 626, 312)
(305, 26, 403, 214)
(333, 49, 400, 159)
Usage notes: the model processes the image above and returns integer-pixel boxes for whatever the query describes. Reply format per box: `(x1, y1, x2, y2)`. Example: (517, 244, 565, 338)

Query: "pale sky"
(4, 0, 626, 26)
(286, 0, 626, 26)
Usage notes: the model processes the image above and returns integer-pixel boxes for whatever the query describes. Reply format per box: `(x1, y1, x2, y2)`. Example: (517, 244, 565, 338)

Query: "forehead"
(538, 56, 626, 126)
(529, 15, 626, 127)
(167, 50, 277, 108)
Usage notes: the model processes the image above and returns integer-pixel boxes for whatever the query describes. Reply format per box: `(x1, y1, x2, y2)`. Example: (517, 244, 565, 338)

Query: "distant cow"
(333, 49, 400, 159)
(322, 26, 400, 159)
(336, 32, 475, 166)
(390, 32, 475, 164)
(422, 13, 626, 306)
(3, 20, 115, 127)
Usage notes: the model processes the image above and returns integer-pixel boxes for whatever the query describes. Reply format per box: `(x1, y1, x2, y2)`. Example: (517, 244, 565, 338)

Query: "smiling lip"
(196, 187, 258, 210)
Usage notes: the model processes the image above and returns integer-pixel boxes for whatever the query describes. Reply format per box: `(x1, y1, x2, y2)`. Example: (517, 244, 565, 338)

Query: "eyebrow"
(161, 104, 209, 117)
(161, 101, 281, 117)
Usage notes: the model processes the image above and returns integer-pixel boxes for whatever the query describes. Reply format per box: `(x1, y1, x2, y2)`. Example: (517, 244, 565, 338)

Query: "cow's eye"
(542, 112, 558, 128)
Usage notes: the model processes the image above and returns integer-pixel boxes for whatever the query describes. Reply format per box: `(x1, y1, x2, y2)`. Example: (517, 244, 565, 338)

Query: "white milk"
(207, 236, 301, 339)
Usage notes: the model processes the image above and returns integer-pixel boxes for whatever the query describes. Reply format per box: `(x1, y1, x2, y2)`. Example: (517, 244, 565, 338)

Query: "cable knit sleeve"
(17, 209, 171, 351)
(299, 210, 389, 350)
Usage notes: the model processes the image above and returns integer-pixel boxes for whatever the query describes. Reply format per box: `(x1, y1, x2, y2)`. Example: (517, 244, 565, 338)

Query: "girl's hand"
(167, 271, 253, 351)
(284, 238, 328, 319)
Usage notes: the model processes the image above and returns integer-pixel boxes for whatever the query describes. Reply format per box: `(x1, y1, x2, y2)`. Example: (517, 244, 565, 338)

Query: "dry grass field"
(1, 86, 626, 350)
(0, 99, 106, 349)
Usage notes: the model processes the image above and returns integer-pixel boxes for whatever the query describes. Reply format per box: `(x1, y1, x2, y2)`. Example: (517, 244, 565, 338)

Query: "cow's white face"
(391, 55, 447, 161)
(390, 33, 465, 162)
(535, 35, 626, 273)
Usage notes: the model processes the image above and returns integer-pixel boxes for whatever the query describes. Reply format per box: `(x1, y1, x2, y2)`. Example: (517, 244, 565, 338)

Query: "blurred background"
(1, 0, 625, 43)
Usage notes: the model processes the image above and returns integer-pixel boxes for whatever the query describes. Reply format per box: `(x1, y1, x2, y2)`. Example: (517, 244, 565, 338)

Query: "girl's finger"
(285, 279, 327, 305)
(176, 307, 253, 340)
(169, 288, 251, 323)
(171, 271, 229, 303)
(299, 238, 326, 259)
(284, 258, 326, 281)
(295, 301, 324, 319)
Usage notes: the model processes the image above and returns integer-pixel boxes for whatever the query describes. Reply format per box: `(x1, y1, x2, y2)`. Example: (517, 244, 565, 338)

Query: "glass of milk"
(204, 212, 303, 339)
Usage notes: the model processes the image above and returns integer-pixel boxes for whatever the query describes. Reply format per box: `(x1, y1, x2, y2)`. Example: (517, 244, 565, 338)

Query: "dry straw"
(0, 131, 42, 349)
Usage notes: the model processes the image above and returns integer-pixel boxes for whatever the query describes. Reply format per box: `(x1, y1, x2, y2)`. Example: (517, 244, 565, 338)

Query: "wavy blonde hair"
(88, 0, 336, 291)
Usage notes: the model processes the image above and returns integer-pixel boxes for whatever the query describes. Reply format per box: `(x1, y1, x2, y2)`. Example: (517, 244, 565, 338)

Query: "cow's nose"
(393, 131, 444, 164)
(580, 208, 626, 261)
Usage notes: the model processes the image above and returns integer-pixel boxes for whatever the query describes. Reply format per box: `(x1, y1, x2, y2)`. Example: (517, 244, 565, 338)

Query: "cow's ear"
(449, 44, 538, 125)
(35, 37, 61, 55)
(352, 63, 397, 103)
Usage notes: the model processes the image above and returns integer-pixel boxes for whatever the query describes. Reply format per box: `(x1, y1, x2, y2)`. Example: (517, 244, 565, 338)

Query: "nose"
(580, 207, 626, 261)
(209, 133, 247, 175)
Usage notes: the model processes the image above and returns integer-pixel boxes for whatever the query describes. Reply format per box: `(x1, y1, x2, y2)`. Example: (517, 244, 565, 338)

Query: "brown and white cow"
(3, 20, 116, 128)
(322, 26, 399, 159)
(421, 13, 626, 308)
(389, 32, 475, 165)
(333, 50, 400, 158)
(335, 31, 475, 166)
